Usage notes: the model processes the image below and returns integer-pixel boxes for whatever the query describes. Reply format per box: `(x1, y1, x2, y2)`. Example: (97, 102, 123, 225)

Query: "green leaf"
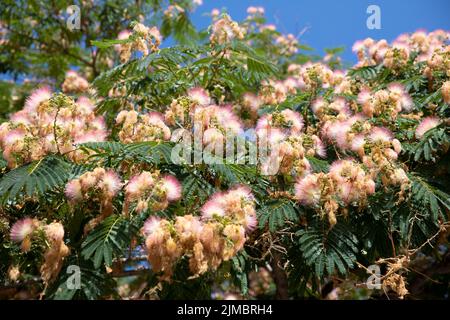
(258, 200, 299, 231)
(0, 156, 76, 204)
(306, 156, 330, 173)
(406, 127, 448, 163)
(91, 38, 132, 49)
(231, 252, 249, 296)
(47, 258, 116, 300)
(81, 215, 138, 269)
(297, 223, 358, 277)
(409, 173, 450, 221)
(348, 65, 380, 80)
(79, 141, 175, 167)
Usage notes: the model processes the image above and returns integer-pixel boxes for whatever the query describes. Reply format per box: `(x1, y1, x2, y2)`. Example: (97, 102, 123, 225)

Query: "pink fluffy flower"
(334, 122, 352, 149)
(77, 96, 95, 114)
(311, 97, 327, 115)
(201, 199, 225, 219)
(161, 175, 182, 201)
(295, 174, 321, 206)
(203, 127, 224, 146)
(255, 114, 271, 132)
(10, 218, 36, 242)
(352, 40, 365, 53)
(100, 170, 123, 197)
(415, 116, 441, 139)
(242, 92, 262, 111)
(188, 87, 211, 106)
(357, 88, 372, 105)
(125, 172, 154, 199)
(3, 129, 26, 145)
(243, 213, 258, 232)
(312, 135, 326, 158)
(118, 29, 132, 40)
(74, 130, 107, 145)
(142, 216, 162, 236)
(392, 139, 402, 154)
(350, 134, 366, 155)
(329, 97, 350, 116)
(44, 222, 65, 242)
(65, 179, 82, 202)
(281, 109, 304, 133)
(388, 82, 413, 112)
(387, 82, 406, 96)
(365, 179, 376, 194)
(369, 127, 393, 143)
(215, 106, 244, 135)
(24, 87, 52, 111)
(228, 184, 253, 200)
(10, 111, 32, 126)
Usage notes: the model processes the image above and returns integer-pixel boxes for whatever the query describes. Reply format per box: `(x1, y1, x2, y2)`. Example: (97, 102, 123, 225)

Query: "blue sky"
(191, 0, 450, 63)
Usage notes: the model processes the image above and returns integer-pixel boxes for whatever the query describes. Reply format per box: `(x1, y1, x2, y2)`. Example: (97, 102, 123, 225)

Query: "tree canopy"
(0, 1, 449, 300)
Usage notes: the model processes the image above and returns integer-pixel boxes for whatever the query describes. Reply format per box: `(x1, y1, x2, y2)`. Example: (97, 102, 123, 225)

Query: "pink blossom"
(10, 218, 36, 242)
(142, 216, 162, 236)
(24, 87, 52, 112)
(161, 175, 182, 201)
(244, 213, 257, 232)
(188, 87, 211, 106)
(201, 200, 225, 219)
(415, 116, 441, 139)
(295, 174, 321, 206)
(369, 127, 393, 143)
(65, 179, 82, 202)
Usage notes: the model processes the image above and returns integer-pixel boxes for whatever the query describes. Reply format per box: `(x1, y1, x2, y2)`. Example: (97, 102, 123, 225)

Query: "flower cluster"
(9, 219, 69, 284)
(10, 217, 40, 252)
(357, 83, 413, 119)
(116, 110, 171, 143)
(259, 79, 291, 105)
(143, 185, 256, 280)
(376, 256, 410, 299)
(65, 168, 122, 231)
(424, 45, 450, 80)
(256, 109, 325, 177)
(287, 62, 336, 92)
(164, 87, 210, 126)
(275, 33, 299, 56)
(0, 88, 107, 168)
(233, 93, 263, 127)
(165, 87, 244, 152)
(65, 167, 122, 204)
(352, 30, 449, 70)
(163, 4, 185, 18)
(124, 171, 182, 214)
(164, 0, 202, 18)
(318, 106, 409, 193)
(295, 159, 376, 226)
(61, 70, 90, 94)
(242, 6, 299, 57)
(246, 6, 265, 18)
(116, 23, 162, 63)
(209, 14, 245, 45)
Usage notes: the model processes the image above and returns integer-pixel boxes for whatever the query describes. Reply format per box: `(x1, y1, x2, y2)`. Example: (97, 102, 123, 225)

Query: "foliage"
(0, 2, 449, 301)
